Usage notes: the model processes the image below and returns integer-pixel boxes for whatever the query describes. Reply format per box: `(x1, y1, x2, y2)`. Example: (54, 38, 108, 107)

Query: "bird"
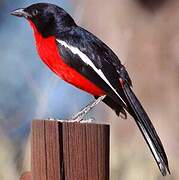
(11, 3, 170, 175)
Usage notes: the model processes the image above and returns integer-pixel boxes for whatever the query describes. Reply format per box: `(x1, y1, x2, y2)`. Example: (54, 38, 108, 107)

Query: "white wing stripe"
(57, 39, 126, 105)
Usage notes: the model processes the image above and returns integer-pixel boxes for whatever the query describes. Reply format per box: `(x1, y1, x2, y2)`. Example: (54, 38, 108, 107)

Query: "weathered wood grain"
(31, 120, 110, 180)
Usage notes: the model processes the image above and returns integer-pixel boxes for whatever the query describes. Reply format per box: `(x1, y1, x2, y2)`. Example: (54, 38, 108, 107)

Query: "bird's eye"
(32, 9, 39, 16)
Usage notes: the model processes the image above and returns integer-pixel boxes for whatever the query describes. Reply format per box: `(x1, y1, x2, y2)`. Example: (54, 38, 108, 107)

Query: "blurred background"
(0, 0, 178, 179)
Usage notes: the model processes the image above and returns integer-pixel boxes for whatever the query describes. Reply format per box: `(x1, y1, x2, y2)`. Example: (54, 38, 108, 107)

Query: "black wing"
(56, 26, 130, 107)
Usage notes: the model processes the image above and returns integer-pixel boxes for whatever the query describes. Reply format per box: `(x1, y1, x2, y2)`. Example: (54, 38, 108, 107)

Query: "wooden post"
(31, 120, 110, 180)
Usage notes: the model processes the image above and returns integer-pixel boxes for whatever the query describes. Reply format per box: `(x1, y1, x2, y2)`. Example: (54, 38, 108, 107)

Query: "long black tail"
(122, 82, 170, 175)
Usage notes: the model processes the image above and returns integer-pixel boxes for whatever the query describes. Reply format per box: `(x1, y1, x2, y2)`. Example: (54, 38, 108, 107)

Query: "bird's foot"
(47, 118, 69, 122)
(81, 117, 95, 123)
(71, 116, 95, 123)
(47, 117, 95, 123)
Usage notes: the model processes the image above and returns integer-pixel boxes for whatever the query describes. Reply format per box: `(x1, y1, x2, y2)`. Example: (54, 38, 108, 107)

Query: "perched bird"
(11, 3, 170, 175)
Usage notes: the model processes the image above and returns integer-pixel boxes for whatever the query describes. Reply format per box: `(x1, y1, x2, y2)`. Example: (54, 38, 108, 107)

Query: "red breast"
(28, 21, 105, 96)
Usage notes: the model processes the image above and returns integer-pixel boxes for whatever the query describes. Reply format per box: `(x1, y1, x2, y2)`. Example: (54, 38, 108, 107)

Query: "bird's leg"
(46, 95, 106, 123)
(71, 95, 106, 122)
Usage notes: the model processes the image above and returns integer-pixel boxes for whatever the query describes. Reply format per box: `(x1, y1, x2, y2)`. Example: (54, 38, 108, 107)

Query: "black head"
(11, 3, 77, 37)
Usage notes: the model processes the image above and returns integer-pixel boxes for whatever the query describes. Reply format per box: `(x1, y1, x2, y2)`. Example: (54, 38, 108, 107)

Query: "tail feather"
(122, 82, 170, 176)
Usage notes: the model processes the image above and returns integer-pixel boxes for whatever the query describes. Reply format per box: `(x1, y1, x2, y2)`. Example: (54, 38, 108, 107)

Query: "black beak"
(11, 8, 31, 18)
